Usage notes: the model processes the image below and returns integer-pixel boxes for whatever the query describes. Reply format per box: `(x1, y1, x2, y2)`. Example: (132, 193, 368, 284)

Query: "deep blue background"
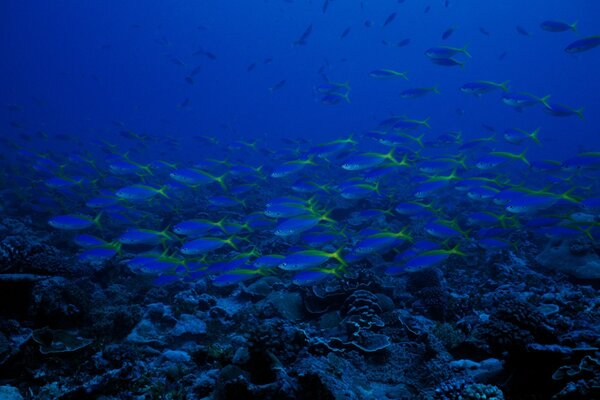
(1, 0, 599, 160)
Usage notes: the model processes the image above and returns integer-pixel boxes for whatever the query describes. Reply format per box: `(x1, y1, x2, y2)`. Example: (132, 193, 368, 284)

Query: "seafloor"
(0, 214, 598, 400)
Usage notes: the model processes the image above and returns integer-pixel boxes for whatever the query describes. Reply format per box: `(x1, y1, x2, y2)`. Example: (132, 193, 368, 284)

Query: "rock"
(0, 385, 23, 400)
(536, 240, 600, 280)
(266, 291, 304, 321)
(162, 349, 191, 363)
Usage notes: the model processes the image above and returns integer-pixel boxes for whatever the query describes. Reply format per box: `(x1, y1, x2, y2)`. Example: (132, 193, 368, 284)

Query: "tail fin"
(529, 128, 541, 145)
(460, 45, 472, 58)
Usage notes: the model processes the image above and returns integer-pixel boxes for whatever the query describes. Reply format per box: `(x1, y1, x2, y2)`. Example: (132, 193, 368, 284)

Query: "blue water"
(2, 1, 599, 157)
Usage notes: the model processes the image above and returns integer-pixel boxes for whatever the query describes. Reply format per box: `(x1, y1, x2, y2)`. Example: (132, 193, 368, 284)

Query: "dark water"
(1, 1, 599, 399)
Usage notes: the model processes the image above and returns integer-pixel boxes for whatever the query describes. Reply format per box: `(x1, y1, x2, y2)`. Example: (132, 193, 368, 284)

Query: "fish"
(271, 157, 317, 178)
(502, 92, 550, 109)
(383, 12, 397, 27)
(340, 27, 351, 39)
(442, 25, 458, 40)
(170, 168, 227, 189)
(180, 236, 238, 255)
(49, 214, 102, 230)
(505, 195, 558, 214)
(353, 229, 411, 254)
(565, 36, 600, 53)
(516, 25, 531, 36)
(543, 102, 584, 119)
(503, 128, 540, 145)
(274, 212, 334, 237)
(342, 149, 407, 171)
(118, 227, 174, 245)
(115, 184, 170, 201)
(173, 218, 227, 236)
(269, 79, 287, 92)
(425, 45, 471, 59)
(460, 81, 509, 96)
(540, 20, 577, 32)
(279, 248, 345, 271)
(369, 69, 409, 80)
(429, 57, 464, 67)
(293, 23, 313, 46)
(397, 38, 411, 47)
(400, 87, 440, 99)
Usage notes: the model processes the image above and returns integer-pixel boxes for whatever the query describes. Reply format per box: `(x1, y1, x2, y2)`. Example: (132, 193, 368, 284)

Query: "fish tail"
(332, 247, 347, 266)
(450, 244, 466, 256)
(109, 241, 123, 256)
(530, 128, 541, 145)
(575, 108, 584, 120)
(215, 173, 228, 191)
(560, 188, 581, 204)
(157, 186, 171, 199)
(93, 212, 103, 228)
(571, 21, 578, 31)
(538, 95, 551, 108)
(225, 236, 239, 250)
(519, 149, 530, 166)
(499, 80, 510, 92)
(432, 86, 441, 94)
(421, 117, 431, 129)
(340, 91, 351, 103)
(460, 45, 472, 58)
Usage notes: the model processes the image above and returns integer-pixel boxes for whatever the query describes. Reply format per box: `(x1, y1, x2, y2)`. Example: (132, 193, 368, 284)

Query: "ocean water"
(1, 1, 599, 399)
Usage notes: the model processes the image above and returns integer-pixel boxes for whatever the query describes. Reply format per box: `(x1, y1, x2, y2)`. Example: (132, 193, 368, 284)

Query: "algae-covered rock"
(32, 327, 92, 354)
(536, 240, 600, 280)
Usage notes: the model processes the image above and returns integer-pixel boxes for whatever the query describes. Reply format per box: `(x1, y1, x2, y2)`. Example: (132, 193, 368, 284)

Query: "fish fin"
(460, 45, 472, 58)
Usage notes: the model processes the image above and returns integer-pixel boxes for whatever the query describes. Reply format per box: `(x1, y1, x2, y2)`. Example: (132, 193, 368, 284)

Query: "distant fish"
(502, 92, 549, 110)
(293, 23, 313, 46)
(269, 79, 287, 92)
(479, 27, 490, 36)
(49, 214, 102, 231)
(543, 101, 584, 119)
(322, 0, 331, 14)
(190, 65, 202, 76)
(442, 25, 458, 40)
(364, 20, 374, 28)
(185, 76, 194, 85)
(565, 36, 600, 53)
(169, 56, 186, 67)
(425, 45, 471, 59)
(540, 20, 577, 33)
(369, 69, 409, 80)
(178, 98, 190, 109)
(400, 87, 440, 99)
(460, 80, 509, 96)
(193, 48, 216, 60)
(424, 5, 431, 13)
(429, 57, 464, 67)
(516, 25, 530, 36)
(383, 12, 397, 27)
(340, 26, 351, 39)
(397, 38, 411, 47)
(503, 127, 540, 145)
(246, 63, 256, 72)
